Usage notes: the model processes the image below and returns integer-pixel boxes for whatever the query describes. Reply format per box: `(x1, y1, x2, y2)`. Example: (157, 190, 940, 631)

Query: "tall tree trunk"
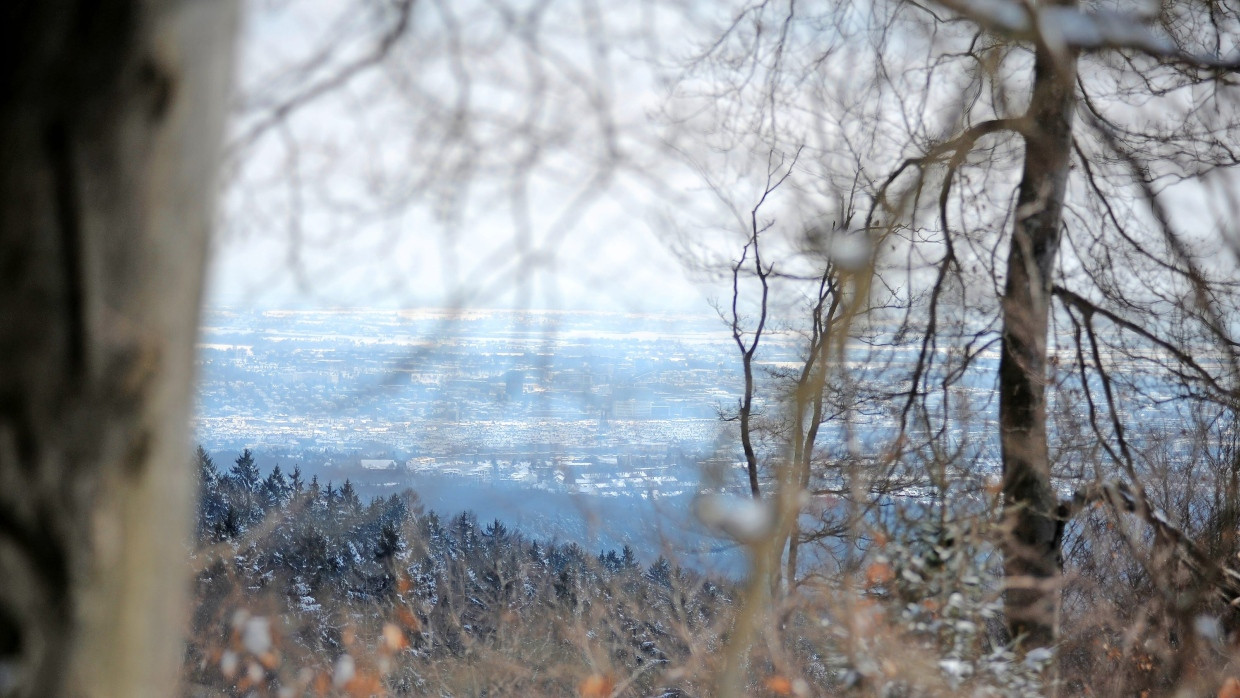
(0, 2, 234, 695)
(999, 9, 1078, 649)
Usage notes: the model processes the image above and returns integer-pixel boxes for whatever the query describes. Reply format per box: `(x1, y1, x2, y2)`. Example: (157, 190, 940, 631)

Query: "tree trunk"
(999, 9, 1078, 649)
(0, 1, 234, 695)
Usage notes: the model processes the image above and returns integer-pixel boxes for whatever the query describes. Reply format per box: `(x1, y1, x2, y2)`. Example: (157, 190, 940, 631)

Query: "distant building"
(360, 459, 396, 470)
(613, 399, 652, 419)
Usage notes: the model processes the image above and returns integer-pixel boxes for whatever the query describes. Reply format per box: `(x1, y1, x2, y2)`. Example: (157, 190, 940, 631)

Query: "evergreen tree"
(621, 544, 639, 572)
(483, 519, 509, 548)
(194, 445, 227, 541)
(288, 465, 305, 497)
(452, 511, 478, 558)
(382, 493, 409, 527)
(422, 511, 445, 559)
(262, 465, 289, 510)
(375, 521, 401, 562)
(216, 504, 242, 541)
(229, 448, 261, 493)
(646, 556, 673, 588)
(195, 445, 216, 488)
(340, 479, 361, 513)
(223, 449, 264, 531)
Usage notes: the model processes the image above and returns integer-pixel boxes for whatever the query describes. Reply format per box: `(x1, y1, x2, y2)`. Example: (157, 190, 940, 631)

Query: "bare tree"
(677, 0, 1240, 657)
(992, 2, 1079, 650)
(937, 0, 1240, 650)
(720, 148, 802, 500)
(0, 1, 236, 696)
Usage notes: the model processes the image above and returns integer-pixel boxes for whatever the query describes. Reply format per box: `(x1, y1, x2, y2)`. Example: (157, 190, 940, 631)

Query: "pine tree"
(262, 465, 289, 510)
(195, 446, 216, 488)
(194, 446, 227, 541)
(375, 521, 402, 571)
(621, 544, 639, 572)
(288, 465, 305, 497)
(453, 511, 478, 558)
(381, 493, 408, 527)
(646, 557, 673, 588)
(229, 448, 261, 493)
(216, 504, 242, 541)
(483, 519, 509, 548)
(340, 479, 361, 514)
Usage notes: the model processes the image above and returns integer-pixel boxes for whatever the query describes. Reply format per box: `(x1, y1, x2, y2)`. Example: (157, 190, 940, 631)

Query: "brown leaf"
(579, 673, 615, 697)
(396, 606, 421, 632)
(865, 561, 894, 585)
(345, 672, 383, 696)
(765, 675, 793, 695)
(381, 623, 407, 652)
(312, 671, 332, 695)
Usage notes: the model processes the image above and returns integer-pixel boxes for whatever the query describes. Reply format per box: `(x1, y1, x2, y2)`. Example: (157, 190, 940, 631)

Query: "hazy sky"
(204, 0, 733, 314)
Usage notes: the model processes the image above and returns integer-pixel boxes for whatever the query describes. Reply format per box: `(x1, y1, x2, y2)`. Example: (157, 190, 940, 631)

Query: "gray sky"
(205, 0, 732, 314)
(204, 0, 1239, 323)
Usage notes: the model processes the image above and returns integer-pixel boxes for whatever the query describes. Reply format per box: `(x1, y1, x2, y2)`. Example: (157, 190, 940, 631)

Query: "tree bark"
(999, 7, 1078, 649)
(0, 1, 234, 695)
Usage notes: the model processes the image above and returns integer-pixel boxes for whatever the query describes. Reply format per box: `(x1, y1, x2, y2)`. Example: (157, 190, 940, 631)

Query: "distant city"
(193, 308, 764, 489)
(191, 307, 1198, 565)
(194, 308, 794, 563)
(194, 306, 1194, 486)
